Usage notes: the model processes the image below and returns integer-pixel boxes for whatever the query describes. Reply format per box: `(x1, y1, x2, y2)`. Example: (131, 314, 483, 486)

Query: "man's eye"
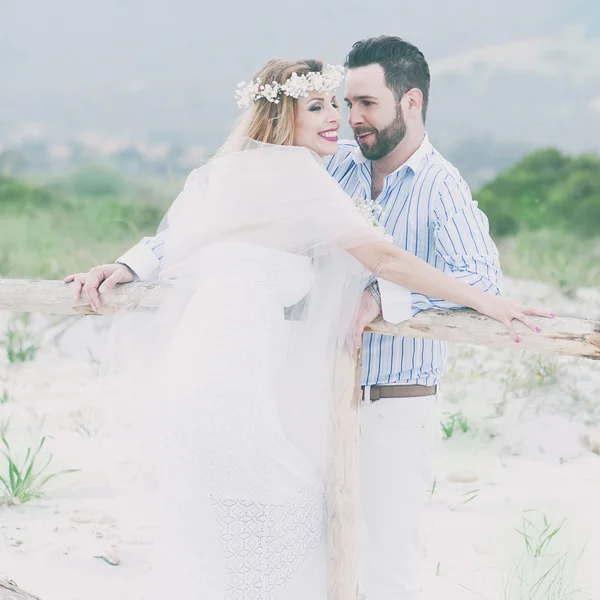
(363, 101, 374, 106)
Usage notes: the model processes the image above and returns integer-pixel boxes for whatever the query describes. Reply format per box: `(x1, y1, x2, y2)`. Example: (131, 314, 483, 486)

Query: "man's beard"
(354, 104, 407, 161)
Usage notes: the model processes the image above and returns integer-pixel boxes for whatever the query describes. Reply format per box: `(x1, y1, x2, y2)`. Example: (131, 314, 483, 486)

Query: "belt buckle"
(368, 386, 381, 402)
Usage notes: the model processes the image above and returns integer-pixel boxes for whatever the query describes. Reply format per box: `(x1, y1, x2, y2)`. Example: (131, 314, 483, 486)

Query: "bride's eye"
(309, 105, 322, 112)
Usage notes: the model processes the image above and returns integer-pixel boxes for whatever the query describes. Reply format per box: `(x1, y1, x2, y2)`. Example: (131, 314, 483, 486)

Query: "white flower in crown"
(235, 64, 345, 108)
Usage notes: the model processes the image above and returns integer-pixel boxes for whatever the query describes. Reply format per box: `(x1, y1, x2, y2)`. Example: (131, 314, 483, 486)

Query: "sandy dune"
(1, 278, 599, 599)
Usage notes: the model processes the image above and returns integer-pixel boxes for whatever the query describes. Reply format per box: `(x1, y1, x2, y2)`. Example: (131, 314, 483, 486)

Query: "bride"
(67, 59, 548, 599)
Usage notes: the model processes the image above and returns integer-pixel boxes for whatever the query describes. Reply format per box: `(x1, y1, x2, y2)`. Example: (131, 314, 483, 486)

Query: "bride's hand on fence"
(63, 264, 135, 312)
(475, 295, 554, 342)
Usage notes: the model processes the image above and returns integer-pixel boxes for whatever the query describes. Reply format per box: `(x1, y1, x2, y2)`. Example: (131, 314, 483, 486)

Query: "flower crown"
(235, 64, 345, 108)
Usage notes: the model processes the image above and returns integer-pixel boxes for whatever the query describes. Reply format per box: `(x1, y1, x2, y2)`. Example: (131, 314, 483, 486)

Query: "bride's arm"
(348, 241, 552, 341)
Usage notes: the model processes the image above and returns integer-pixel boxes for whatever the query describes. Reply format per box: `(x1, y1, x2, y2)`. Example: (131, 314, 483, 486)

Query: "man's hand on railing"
(63, 264, 135, 313)
(353, 290, 382, 350)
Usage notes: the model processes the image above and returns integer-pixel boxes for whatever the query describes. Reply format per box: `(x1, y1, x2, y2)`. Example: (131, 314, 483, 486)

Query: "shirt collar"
(352, 132, 432, 176)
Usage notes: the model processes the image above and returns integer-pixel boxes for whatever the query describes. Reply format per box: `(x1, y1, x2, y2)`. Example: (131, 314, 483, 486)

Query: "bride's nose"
(325, 106, 341, 126)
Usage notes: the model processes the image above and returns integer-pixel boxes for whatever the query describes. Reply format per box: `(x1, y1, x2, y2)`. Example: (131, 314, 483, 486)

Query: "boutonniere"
(352, 197, 391, 240)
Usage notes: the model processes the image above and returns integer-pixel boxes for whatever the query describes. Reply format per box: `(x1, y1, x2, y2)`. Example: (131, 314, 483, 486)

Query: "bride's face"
(292, 91, 341, 157)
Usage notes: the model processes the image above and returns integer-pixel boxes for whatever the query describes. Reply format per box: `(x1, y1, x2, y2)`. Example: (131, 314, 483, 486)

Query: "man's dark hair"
(345, 36, 431, 121)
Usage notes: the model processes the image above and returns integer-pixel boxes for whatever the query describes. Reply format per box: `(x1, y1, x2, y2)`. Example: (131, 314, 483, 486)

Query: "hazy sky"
(1, 1, 598, 152)
(2, 0, 597, 90)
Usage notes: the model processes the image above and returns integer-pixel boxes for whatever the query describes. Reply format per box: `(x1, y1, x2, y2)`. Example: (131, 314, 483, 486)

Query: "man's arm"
(64, 167, 210, 307)
(117, 166, 208, 281)
(411, 172, 503, 314)
(63, 231, 167, 312)
(366, 277, 413, 323)
(116, 230, 167, 282)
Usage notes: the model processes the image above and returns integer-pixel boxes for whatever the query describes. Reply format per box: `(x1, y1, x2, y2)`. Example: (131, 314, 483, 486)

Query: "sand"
(1, 277, 599, 600)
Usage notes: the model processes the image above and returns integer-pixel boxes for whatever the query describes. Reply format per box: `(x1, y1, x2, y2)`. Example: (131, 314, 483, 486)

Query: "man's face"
(344, 64, 407, 161)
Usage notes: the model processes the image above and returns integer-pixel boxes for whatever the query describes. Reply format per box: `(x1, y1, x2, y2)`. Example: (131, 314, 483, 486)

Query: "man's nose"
(348, 106, 364, 128)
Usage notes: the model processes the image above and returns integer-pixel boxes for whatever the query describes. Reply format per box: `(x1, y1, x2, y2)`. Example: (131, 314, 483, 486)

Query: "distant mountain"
(428, 32, 600, 154)
(1, 0, 598, 156)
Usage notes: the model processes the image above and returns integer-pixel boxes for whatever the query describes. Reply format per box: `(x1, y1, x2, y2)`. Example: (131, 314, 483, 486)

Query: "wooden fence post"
(329, 347, 363, 600)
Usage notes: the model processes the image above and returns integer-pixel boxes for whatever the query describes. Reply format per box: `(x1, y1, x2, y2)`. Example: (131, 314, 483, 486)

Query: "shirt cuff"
(378, 279, 413, 324)
(367, 280, 382, 306)
(115, 261, 140, 281)
(116, 244, 161, 282)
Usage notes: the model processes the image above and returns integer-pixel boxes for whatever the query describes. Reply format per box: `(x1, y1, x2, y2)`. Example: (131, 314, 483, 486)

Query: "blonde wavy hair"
(244, 58, 325, 146)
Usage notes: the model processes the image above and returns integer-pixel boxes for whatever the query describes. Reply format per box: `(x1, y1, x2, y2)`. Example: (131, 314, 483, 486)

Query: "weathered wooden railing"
(0, 580, 39, 600)
(0, 278, 599, 600)
(2, 279, 599, 358)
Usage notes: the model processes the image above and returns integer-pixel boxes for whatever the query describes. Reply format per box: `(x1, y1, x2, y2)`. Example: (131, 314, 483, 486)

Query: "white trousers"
(359, 392, 439, 600)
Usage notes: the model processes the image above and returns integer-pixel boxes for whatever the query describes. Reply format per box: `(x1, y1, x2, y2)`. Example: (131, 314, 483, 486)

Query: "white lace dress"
(146, 242, 330, 600)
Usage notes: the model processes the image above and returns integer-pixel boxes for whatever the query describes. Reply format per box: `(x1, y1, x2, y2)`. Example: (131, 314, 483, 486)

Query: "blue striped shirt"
(325, 135, 503, 386)
(126, 134, 503, 387)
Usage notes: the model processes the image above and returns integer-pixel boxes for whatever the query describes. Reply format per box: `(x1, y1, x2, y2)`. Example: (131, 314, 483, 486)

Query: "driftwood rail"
(0, 278, 599, 600)
(0, 580, 40, 600)
(1, 278, 599, 359)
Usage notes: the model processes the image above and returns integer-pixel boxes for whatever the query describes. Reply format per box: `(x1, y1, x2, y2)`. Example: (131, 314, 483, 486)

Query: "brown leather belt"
(361, 384, 437, 401)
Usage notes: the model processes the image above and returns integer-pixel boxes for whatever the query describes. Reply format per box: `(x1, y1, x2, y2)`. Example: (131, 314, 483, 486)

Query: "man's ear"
(403, 88, 423, 117)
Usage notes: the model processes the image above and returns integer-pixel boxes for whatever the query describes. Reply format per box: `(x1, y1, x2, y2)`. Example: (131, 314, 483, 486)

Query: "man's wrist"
(115, 243, 161, 282)
(115, 261, 140, 282)
(367, 280, 382, 307)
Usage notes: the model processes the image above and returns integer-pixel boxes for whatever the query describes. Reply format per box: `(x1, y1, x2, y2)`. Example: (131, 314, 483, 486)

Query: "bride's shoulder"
(199, 143, 333, 185)
(256, 144, 328, 174)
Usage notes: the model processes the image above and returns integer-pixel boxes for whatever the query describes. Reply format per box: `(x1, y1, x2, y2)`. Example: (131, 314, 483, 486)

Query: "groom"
(66, 36, 503, 599)
(331, 37, 503, 599)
